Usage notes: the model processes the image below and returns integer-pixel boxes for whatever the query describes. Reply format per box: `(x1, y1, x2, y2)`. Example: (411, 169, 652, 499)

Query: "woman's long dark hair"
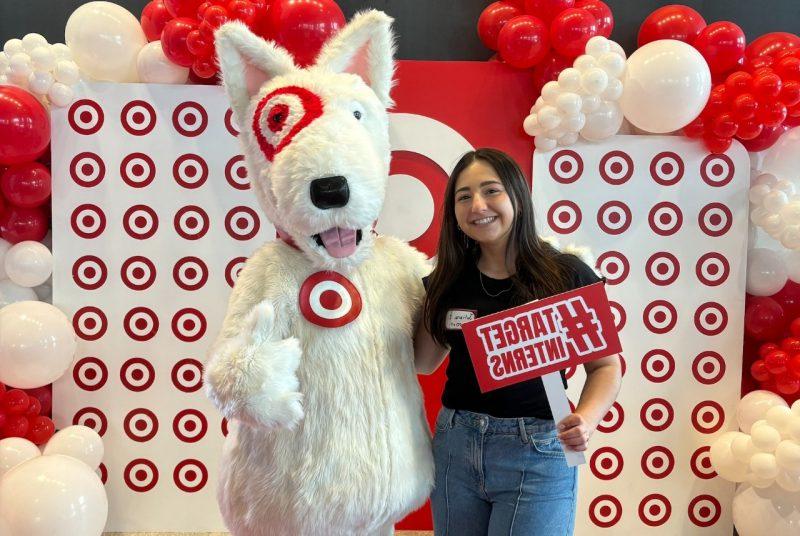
(423, 148, 575, 346)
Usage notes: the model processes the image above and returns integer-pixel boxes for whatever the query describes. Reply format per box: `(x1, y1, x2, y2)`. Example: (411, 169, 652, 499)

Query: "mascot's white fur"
(205, 10, 434, 536)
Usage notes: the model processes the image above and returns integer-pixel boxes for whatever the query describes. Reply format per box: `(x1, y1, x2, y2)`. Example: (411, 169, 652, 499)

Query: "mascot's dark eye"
(353, 110, 362, 120)
(272, 112, 284, 123)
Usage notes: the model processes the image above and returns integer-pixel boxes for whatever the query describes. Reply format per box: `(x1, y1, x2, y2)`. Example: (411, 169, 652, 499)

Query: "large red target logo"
(173, 409, 208, 443)
(68, 99, 104, 135)
(688, 495, 721, 527)
(73, 306, 108, 341)
(643, 300, 677, 334)
(694, 302, 728, 336)
(692, 351, 726, 385)
(225, 108, 239, 136)
(698, 203, 732, 237)
(638, 494, 672, 526)
(640, 398, 674, 432)
(549, 150, 584, 183)
(700, 154, 734, 187)
(121, 256, 157, 291)
(547, 201, 581, 234)
(174, 459, 208, 492)
(225, 155, 250, 190)
(599, 150, 633, 185)
(72, 255, 107, 290)
(124, 459, 158, 492)
(609, 301, 626, 331)
(172, 358, 204, 393)
(645, 252, 680, 286)
(120, 153, 156, 188)
(299, 271, 362, 328)
(172, 101, 208, 136)
(641, 446, 675, 479)
(650, 152, 684, 185)
(691, 401, 725, 434)
(71, 204, 106, 239)
(174, 205, 210, 240)
(72, 357, 108, 391)
(121, 100, 157, 136)
(173, 257, 208, 290)
(690, 446, 716, 479)
(597, 201, 632, 235)
(225, 206, 261, 241)
(70, 152, 105, 187)
(73, 407, 108, 436)
(590, 447, 623, 480)
(124, 408, 159, 442)
(641, 349, 675, 383)
(648, 202, 683, 236)
(597, 402, 624, 433)
(173, 154, 208, 189)
(123, 307, 159, 341)
(120, 357, 156, 392)
(98, 463, 107, 484)
(123, 205, 159, 239)
(171, 308, 207, 342)
(696, 253, 729, 286)
(596, 251, 629, 285)
(588, 495, 622, 528)
(225, 257, 247, 288)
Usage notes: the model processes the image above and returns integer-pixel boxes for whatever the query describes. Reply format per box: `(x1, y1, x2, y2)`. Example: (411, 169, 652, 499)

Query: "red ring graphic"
(120, 100, 157, 136)
(597, 402, 624, 433)
(597, 201, 632, 235)
(690, 446, 716, 479)
(688, 495, 721, 527)
(123, 205, 159, 239)
(599, 151, 634, 185)
(71, 204, 106, 239)
(648, 202, 683, 236)
(172, 101, 208, 137)
(120, 357, 156, 392)
(124, 458, 158, 492)
(224, 206, 261, 241)
(173, 459, 208, 492)
(643, 300, 677, 334)
(588, 495, 622, 528)
(299, 271, 363, 328)
(173, 154, 209, 189)
(549, 150, 584, 184)
(68, 99, 104, 135)
(171, 308, 207, 342)
(645, 252, 680, 286)
(692, 351, 726, 385)
(123, 408, 159, 442)
(173, 409, 208, 443)
(120, 153, 156, 188)
(641, 446, 675, 479)
(225, 108, 239, 136)
(596, 251, 629, 285)
(173, 257, 208, 291)
(172, 358, 204, 393)
(640, 398, 674, 432)
(609, 301, 626, 331)
(641, 349, 675, 383)
(225, 257, 248, 288)
(691, 401, 725, 434)
(72, 357, 108, 391)
(73, 407, 108, 436)
(547, 200, 582, 234)
(650, 151, 684, 186)
(698, 203, 733, 237)
(590, 447, 623, 480)
(70, 152, 105, 187)
(174, 205, 210, 240)
(696, 253, 730, 286)
(73, 306, 108, 341)
(72, 255, 108, 290)
(694, 302, 728, 336)
(123, 307, 159, 341)
(700, 154, 734, 187)
(638, 494, 672, 526)
(120, 256, 157, 291)
(225, 155, 250, 190)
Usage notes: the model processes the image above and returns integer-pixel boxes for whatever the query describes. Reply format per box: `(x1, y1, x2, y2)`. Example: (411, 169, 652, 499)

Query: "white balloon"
(65, 1, 146, 82)
(732, 434, 758, 463)
(764, 190, 789, 213)
(598, 52, 625, 78)
(0, 301, 77, 389)
(53, 60, 80, 85)
(751, 452, 780, 479)
(776, 469, 800, 492)
(555, 92, 582, 115)
(562, 113, 586, 132)
(608, 40, 626, 59)
(136, 41, 189, 84)
(767, 406, 796, 438)
(43, 426, 104, 470)
(710, 431, 750, 482)
(3, 39, 24, 56)
(0, 52, 8, 73)
(537, 105, 561, 130)
(781, 226, 800, 250)
(523, 114, 543, 137)
(580, 101, 623, 141)
(619, 39, 711, 133)
(585, 36, 611, 57)
(28, 70, 54, 95)
(749, 184, 772, 205)
(29, 46, 55, 72)
(534, 136, 557, 152)
(0, 438, 40, 478)
(8, 53, 31, 78)
(775, 179, 796, 195)
(581, 94, 601, 113)
(601, 78, 624, 101)
(748, 473, 776, 488)
(48, 83, 75, 108)
(792, 400, 800, 417)
(0, 454, 107, 536)
(22, 34, 48, 54)
(557, 131, 579, 146)
(738, 391, 790, 433)
(752, 421, 783, 452)
(50, 43, 72, 61)
(733, 484, 800, 536)
(4, 241, 52, 288)
(775, 440, 800, 472)
(0, 279, 37, 308)
(0, 239, 11, 280)
(33, 279, 52, 304)
(573, 55, 598, 72)
(557, 68, 581, 91)
(581, 67, 609, 95)
(756, 173, 779, 187)
(747, 248, 788, 296)
(541, 81, 561, 104)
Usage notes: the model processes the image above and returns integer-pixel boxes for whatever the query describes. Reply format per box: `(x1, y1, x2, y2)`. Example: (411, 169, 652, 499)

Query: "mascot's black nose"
(310, 176, 349, 209)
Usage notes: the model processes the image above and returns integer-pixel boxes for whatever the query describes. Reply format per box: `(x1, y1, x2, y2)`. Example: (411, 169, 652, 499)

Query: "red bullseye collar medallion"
(299, 271, 362, 328)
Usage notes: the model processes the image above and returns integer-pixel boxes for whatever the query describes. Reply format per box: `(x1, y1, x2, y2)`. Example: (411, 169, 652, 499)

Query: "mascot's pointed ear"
(215, 21, 298, 124)
(314, 10, 396, 108)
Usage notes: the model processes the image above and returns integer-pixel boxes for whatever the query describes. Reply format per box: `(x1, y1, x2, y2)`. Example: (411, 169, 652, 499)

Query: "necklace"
(479, 270, 513, 298)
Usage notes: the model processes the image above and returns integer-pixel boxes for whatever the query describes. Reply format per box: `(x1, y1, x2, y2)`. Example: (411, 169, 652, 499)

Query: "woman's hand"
(556, 412, 595, 452)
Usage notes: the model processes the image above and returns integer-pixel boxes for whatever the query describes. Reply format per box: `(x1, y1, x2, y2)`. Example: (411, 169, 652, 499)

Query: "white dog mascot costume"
(205, 10, 434, 536)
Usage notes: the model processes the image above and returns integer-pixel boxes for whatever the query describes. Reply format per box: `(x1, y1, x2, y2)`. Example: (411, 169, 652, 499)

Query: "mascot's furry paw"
(206, 301, 305, 430)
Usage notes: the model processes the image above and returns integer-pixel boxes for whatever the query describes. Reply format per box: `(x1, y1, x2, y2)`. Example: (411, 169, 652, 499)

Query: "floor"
(106, 533, 433, 535)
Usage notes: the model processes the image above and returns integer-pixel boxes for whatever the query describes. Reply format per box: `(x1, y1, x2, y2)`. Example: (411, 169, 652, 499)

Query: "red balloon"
(683, 115, 706, 138)
(0, 162, 51, 208)
(703, 133, 732, 154)
(790, 354, 800, 378)
(24, 397, 41, 417)
(777, 373, 800, 395)
(0, 414, 29, 439)
(141, 0, 174, 41)
(550, 8, 598, 59)
(24, 385, 51, 417)
(575, 0, 612, 38)
(164, 0, 206, 18)
(638, 5, 706, 48)
(759, 342, 781, 358)
(524, 0, 574, 23)
(26, 415, 55, 445)
(693, 21, 745, 76)
(765, 350, 790, 374)
(0, 205, 48, 243)
(746, 32, 800, 61)
(478, 2, 524, 51)
(783, 337, 800, 352)
(161, 17, 199, 68)
(740, 123, 788, 151)
(1, 389, 29, 415)
(0, 412, 5, 431)
(745, 296, 787, 341)
(0, 86, 50, 166)
(751, 359, 771, 382)
(772, 280, 800, 319)
(781, 80, 800, 107)
(265, 0, 345, 67)
(498, 15, 550, 69)
(532, 50, 572, 94)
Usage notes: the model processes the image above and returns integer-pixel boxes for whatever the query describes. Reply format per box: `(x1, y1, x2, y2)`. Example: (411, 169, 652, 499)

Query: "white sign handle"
(541, 372, 586, 467)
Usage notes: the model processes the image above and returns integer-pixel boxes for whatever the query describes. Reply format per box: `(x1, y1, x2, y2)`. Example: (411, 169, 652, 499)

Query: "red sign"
(462, 282, 622, 393)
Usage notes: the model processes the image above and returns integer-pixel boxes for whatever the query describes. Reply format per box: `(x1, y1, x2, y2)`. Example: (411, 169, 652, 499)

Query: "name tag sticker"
(446, 309, 476, 330)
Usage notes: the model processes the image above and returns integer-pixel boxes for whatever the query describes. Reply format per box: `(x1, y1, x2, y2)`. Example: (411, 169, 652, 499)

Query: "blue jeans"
(431, 407, 577, 536)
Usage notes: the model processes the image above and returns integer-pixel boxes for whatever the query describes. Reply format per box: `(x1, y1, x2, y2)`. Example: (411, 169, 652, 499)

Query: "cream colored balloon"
(0, 438, 40, 478)
(137, 41, 189, 84)
(65, 1, 146, 82)
(43, 425, 104, 470)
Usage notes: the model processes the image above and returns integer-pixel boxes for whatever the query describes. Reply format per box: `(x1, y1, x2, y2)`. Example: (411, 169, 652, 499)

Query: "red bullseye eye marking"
(252, 86, 323, 161)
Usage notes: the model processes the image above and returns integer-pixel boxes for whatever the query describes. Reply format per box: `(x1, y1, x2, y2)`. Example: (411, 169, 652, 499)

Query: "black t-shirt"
(426, 254, 603, 419)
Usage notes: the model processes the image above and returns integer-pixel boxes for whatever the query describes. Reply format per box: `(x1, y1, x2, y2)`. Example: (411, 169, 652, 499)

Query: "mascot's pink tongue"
(319, 227, 357, 258)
